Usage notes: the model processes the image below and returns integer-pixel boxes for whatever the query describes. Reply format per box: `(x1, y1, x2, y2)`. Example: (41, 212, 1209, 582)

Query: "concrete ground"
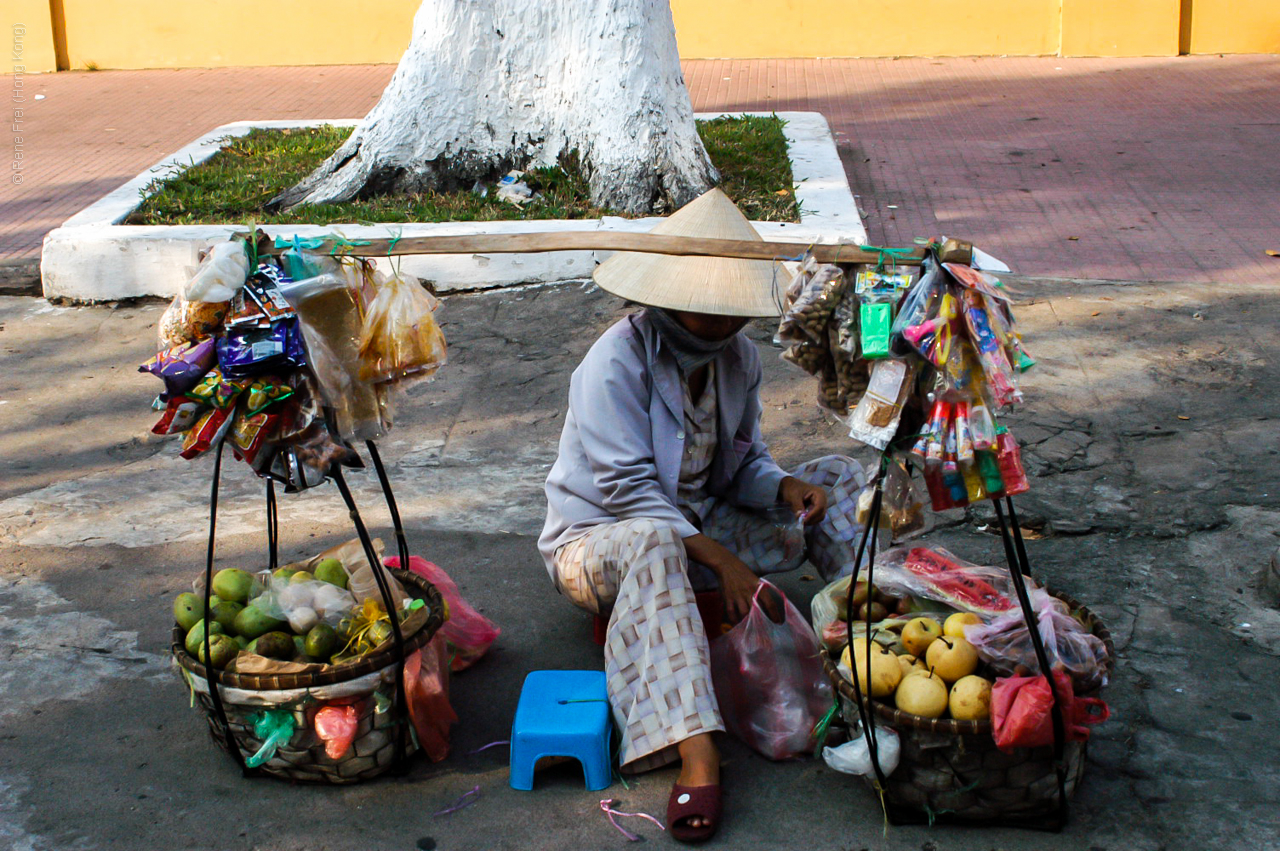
(3, 52, 1280, 851)
(5, 56, 1280, 286)
(2, 264, 1280, 849)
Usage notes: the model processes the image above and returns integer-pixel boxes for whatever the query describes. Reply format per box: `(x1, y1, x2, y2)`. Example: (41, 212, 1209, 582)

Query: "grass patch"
(129, 115, 799, 225)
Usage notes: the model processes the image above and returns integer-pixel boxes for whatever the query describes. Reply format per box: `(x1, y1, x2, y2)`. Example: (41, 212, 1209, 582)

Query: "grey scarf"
(646, 308, 734, 375)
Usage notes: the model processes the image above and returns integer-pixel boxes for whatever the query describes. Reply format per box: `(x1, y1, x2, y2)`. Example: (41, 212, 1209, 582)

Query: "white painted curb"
(41, 112, 865, 302)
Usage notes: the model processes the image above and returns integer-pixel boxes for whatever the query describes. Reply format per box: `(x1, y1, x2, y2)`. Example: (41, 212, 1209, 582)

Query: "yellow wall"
(9, 0, 58, 72)
(60, 0, 420, 70)
(670, 0, 1060, 58)
(1187, 0, 1280, 54)
(30, 0, 1280, 71)
(1061, 0, 1180, 56)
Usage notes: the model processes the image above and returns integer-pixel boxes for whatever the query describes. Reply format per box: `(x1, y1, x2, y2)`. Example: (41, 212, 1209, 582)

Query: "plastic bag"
(387, 555, 501, 672)
(870, 546, 1025, 618)
(158, 295, 229, 347)
(882, 460, 924, 538)
(357, 271, 447, 385)
(776, 259, 844, 345)
(405, 634, 458, 762)
(822, 727, 900, 777)
(254, 576, 357, 632)
(313, 702, 359, 760)
(710, 580, 833, 760)
(847, 358, 917, 450)
(964, 589, 1110, 691)
(991, 669, 1109, 752)
(185, 241, 250, 303)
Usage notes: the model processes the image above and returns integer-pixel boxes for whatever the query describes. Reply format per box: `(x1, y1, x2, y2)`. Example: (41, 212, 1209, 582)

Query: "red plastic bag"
(710, 580, 833, 760)
(991, 669, 1109, 752)
(386, 555, 501, 671)
(405, 635, 458, 762)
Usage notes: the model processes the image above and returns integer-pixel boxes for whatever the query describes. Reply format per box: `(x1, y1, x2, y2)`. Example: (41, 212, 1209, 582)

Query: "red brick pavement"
(5, 56, 1279, 284)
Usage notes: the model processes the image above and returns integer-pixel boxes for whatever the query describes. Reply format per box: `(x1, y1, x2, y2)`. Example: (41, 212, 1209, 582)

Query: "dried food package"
(357, 271, 447, 386)
(847, 359, 918, 450)
(776, 261, 845, 346)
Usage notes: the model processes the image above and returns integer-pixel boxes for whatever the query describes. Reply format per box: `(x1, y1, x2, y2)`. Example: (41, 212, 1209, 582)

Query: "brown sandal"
(667, 782, 722, 843)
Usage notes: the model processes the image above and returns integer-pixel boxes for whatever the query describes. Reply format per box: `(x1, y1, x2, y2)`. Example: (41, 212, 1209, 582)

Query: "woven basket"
(824, 590, 1114, 827)
(172, 568, 445, 783)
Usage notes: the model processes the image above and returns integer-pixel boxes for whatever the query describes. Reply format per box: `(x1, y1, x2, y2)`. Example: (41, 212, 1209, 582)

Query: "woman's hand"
(683, 533, 764, 624)
(778, 476, 828, 526)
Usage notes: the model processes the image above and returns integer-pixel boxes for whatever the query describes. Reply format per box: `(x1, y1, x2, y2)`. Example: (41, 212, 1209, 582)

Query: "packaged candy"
(970, 403, 997, 450)
(858, 301, 893, 360)
(151, 397, 208, 436)
(241, 271, 298, 323)
(217, 319, 308, 380)
(180, 407, 234, 459)
(995, 427, 1030, 495)
(977, 449, 1005, 495)
(960, 289, 1022, 407)
(139, 338, 217, 399)
(185, 367, 245, 410)
(243, 375, 294, 416)
(230, 410, 280, 467)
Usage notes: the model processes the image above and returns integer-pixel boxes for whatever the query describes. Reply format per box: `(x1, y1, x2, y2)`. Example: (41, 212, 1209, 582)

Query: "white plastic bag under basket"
(823, 727, 901, 777)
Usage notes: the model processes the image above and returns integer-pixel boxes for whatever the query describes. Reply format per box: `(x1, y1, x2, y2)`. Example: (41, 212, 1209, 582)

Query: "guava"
(209, 600, 245, 632)
(173, 593, 205, 632)
(198, 633, 238, 669)
(184, 619, 225, 657)
(212, 568, 255, 604)
(304, 623, 338, 660)
(313, 559, 349, 589)
(233, 604, 286, 640)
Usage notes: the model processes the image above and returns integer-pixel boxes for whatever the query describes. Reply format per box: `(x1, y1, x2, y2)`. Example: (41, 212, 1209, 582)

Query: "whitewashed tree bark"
(272, 0, 718, 214)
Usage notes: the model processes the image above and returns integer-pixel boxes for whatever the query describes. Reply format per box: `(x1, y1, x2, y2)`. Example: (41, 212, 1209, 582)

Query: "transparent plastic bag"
(387, 555, 501, 672)
(823, 727, 900, 777)
(185, 241, 250, 303)
(870, 545, 1024, 617)
(964, 589, 1110, 691)
(357, 271, 447, 386)
(847, 359, 917, 450)
(282, 263, 390, 442)
(253, 575, 357, 632)
(776, 260, 845, 346)
(710, 581, 833, 760)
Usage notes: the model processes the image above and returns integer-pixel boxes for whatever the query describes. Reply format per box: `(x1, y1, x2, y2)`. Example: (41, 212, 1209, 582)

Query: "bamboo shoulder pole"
(251, 230, 926, 266)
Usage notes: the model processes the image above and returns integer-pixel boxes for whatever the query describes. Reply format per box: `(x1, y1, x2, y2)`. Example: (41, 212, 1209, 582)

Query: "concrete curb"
(40, 112, 865, 302)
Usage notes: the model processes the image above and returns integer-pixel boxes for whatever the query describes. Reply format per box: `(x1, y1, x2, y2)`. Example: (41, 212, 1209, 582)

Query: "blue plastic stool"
(509, 670, 613, 791)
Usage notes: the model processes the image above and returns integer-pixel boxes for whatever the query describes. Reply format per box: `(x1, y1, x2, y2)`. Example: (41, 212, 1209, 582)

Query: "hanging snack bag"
(848, 359, 917, 450)
(217, 318, 308, 380)
(357, 271, 447, 385)
(139, 338, 218, 399)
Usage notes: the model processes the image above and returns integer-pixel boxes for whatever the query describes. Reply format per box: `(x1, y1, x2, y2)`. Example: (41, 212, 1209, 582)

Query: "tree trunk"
(271, 0, 718, 215)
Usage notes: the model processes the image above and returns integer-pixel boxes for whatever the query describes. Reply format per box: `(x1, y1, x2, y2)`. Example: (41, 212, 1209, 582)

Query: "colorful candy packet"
(180, 408, 234, 459)
(138, 338, 217, 399)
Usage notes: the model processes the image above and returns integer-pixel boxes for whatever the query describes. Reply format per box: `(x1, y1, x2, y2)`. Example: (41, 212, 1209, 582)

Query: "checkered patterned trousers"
(552, 455, 866, 772)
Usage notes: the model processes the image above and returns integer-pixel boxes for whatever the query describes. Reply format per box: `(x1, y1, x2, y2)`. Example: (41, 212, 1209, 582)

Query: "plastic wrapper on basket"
(823, 727, 900, 777)
(710, 580, 833, 760)
(185, 241, 250, 303)
(964, 589, 1111, 691)
(387, 555, 501, 672)
(358, 271, 447, 386)
(405, 634, 458, 762)
(870, 545, 1028, 618)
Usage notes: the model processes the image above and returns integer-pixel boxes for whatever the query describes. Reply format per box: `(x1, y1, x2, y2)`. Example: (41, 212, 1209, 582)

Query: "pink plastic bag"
(313, 703, 359, 760)
(405, 634, 458, 762)
(386, 555, 501, 671)
(710, 580, 833, 760)
(991, 669, 1109, 752)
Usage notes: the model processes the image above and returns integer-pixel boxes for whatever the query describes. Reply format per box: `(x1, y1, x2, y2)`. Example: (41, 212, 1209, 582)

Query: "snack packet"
(847, 359, 917, 450)
(357, 272, 447, 385)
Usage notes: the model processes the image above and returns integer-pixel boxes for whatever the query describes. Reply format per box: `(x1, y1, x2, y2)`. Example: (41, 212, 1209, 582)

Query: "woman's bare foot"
(674, 734, 720, 830)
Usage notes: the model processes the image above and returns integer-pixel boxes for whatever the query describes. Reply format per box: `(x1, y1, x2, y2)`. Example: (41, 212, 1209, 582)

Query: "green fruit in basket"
(254, 631, 295, 661)
(289, 570, 314, 585)
(292, 635, 307, 660)
(212, 568, 255, 604)
(198, 633, 238, 669)
(173, 593, 205, 632)
(234, 635, 250, 651)
(272, 566, 299, 582)
(209, 600, 244, 632)
(304, 623, 337, 660)
(184, 619, 224, 657)
(233, 604, 285, 640)
(313, 559, 348, 589)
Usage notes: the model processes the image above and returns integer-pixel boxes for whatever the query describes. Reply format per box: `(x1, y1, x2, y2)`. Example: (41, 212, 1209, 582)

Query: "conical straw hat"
(592, 188, 785, 317)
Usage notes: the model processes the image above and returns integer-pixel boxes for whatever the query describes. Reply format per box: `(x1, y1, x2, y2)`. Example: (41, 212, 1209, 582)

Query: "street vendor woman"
(538, 189, 869, 843)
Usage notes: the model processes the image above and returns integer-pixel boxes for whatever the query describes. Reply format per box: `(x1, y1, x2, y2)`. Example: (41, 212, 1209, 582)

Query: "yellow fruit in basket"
(895, 669, 949, 718)
(897, 653, 928, 677)
(944, 612, 983, 638)
(949, 675, 993, 721)
(289, 570, 314, 585)
(198, 633, 238, 669)
(839, 637, 886, 669)
(901, 617, 942, 657)
(842, 642, 901, 698)
(184, 619, 224, 657)
(212, 568, 255, 603)
(925, 636, 980, 683)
